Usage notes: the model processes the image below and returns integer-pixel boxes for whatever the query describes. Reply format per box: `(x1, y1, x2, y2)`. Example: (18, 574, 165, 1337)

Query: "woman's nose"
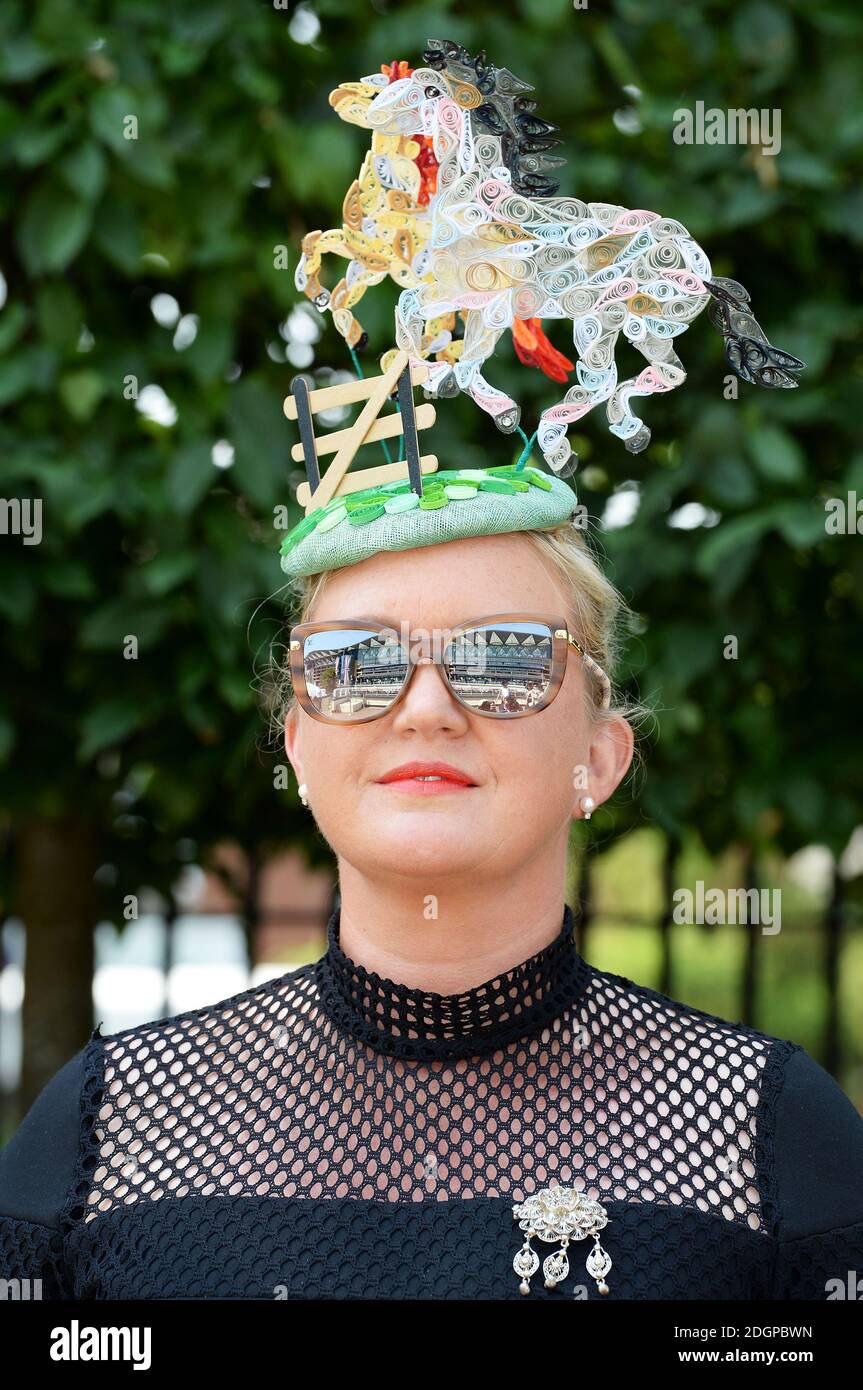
(391, 657, 469, 731)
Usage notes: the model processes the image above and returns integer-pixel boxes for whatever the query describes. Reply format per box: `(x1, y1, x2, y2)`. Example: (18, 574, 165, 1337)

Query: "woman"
(1, 464, 862, 1301)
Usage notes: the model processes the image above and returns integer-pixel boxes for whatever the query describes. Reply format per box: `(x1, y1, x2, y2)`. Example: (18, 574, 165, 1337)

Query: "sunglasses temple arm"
(566, 635, 612, 711)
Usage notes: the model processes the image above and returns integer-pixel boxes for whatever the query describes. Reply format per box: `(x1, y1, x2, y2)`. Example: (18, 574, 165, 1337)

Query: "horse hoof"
(625, 426, 651, 454)
(437, 373, 460, 399)
(495, 407, 521, 434)
(548, 455, 578, 480)
(545, 440, 577, 478)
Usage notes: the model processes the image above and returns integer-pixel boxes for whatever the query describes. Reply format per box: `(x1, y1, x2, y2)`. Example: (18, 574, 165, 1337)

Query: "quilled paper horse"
(297, 38, 805, 475)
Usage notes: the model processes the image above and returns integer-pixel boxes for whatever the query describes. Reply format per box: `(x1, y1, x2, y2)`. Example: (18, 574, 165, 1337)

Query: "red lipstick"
(375, 760, 477, 794)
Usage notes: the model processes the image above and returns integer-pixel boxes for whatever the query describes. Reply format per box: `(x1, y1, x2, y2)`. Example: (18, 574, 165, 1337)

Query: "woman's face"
(284, 532, 633, 885)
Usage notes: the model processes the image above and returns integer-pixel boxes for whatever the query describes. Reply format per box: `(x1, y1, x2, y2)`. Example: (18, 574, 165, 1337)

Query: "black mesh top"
(2, 902, 863, 1301)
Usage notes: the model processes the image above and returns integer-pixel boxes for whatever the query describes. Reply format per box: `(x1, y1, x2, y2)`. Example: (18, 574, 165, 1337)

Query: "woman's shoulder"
(582, 955, 805, 1057)
(0, 1040, 94, 1231)
(582, 957, 863, 1239)
(0, 963, 321, 1239)
(97, 957, 321, 1060)
(0, 962, 321, 1195)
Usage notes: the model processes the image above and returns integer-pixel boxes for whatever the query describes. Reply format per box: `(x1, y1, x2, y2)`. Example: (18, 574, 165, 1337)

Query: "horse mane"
(421, 37, 565, 196)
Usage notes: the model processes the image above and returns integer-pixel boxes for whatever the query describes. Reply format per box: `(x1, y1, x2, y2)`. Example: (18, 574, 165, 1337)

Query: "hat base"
(279, 466, 578, 579)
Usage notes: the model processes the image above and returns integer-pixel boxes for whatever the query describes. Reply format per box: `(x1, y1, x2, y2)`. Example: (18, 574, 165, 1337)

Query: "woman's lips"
(375, 761, 478, 794)
(377, 776, 475, 795)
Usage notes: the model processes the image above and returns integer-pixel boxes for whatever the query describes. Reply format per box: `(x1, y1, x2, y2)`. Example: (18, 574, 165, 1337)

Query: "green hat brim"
(279, 466, 578, 579)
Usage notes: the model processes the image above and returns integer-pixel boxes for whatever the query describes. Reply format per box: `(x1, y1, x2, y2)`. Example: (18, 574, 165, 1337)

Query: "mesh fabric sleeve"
(770, 1046, 863, 1300)
(0, 1045, 88, 1300)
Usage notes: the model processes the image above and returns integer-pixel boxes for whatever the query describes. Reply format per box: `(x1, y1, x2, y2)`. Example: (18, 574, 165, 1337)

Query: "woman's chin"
(352, 822, 486, 878)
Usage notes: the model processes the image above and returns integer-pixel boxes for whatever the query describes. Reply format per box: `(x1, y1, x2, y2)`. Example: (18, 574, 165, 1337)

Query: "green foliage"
(0, 0, 861, 923)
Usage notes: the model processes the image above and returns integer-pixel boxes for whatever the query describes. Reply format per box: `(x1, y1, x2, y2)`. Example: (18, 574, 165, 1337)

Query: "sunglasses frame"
(288, 612, 611, 724)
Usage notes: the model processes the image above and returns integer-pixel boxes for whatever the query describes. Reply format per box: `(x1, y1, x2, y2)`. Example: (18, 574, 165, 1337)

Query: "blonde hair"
(261, 522, 652, 780)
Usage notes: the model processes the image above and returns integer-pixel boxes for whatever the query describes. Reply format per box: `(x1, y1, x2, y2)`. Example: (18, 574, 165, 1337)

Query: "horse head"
(328, 79, 383, 130)
(329, 44, 563, 193)
(367, 69, 484, 139)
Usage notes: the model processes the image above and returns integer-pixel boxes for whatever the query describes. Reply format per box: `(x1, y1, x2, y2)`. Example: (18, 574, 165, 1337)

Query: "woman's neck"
(334, 852, 570, 995)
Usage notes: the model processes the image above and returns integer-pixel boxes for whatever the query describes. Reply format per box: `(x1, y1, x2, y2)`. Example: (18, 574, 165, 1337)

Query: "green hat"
(279, 352, 578, 580)
(279, 464, 579, 579)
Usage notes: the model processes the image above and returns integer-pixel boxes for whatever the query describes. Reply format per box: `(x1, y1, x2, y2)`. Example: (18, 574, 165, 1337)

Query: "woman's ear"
(575, 715, 634, 818)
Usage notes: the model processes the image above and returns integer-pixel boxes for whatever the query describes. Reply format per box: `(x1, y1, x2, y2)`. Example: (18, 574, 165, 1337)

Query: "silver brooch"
(512, 1185, 612, 1296)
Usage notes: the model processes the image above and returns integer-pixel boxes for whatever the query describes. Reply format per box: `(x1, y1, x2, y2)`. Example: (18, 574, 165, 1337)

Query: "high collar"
(315, 902, 590, 1062)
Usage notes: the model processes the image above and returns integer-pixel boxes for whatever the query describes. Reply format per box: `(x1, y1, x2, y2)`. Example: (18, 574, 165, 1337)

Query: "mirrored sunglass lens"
(303, 628, 407, 719)
(444, 622, 554, 714)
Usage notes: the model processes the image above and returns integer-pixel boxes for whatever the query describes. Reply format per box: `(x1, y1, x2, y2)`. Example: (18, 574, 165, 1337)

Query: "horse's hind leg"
(537, 316, 620, 473)
(605, 329, 687, 453)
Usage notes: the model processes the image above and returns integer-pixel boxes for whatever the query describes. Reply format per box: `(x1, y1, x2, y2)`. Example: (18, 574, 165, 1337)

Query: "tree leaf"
(59, 369, 106, 421)
(59, 140, 109, 202)
(17, 182, 92, 273)
(77, 698, 144, 762)
(747, 425, 806, 484)
(168, 440, 217, 514)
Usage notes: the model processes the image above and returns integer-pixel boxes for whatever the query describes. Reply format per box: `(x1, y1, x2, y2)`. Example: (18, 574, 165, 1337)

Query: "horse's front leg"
(295, 230, 327, 308)
(295, 228, 351, 313)
(329, 265, 389, 351)
(295, 228, 379, 351)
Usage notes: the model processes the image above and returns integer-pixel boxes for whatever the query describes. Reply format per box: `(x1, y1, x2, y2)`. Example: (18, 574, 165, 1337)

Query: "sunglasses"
(288, 613, 611, 723)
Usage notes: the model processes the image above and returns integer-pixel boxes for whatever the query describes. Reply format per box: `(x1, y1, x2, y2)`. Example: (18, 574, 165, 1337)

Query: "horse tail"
(704, 277, 805, 388)
(512, 318, 574, 384)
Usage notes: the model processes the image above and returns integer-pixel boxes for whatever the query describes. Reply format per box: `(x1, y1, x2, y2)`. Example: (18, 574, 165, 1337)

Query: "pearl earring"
(298, 783, 309, 807)
(580, 795, 595, 820)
